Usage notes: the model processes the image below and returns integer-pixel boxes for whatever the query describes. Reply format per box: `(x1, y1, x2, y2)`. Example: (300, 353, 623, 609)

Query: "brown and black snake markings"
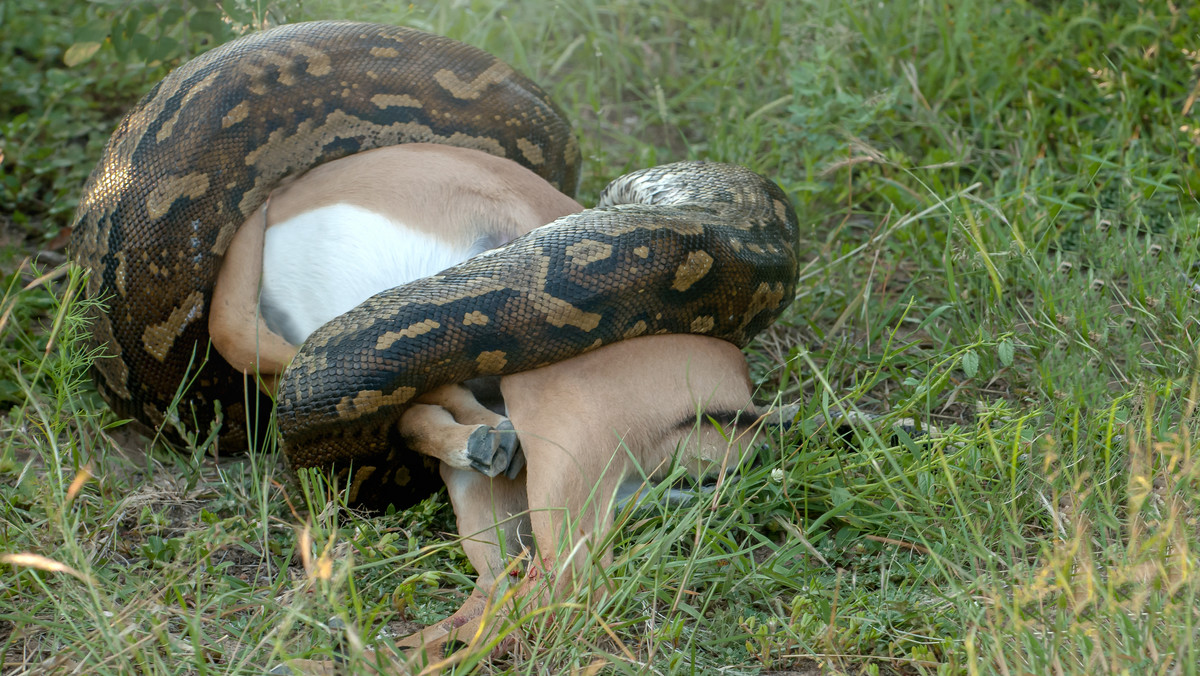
(70, 20, 800, 507)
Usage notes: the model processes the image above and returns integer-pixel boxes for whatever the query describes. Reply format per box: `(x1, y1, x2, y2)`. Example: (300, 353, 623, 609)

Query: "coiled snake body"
(71, 21, 799, 506)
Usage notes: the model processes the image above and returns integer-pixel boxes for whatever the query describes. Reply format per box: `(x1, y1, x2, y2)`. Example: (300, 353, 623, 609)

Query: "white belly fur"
(260, 203, 491, 345)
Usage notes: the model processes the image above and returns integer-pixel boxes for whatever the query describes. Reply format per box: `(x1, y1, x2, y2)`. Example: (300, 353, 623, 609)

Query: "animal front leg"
(408, 438, 626, 665)
(396, 435, 613, 668)
(398, 463, 531, 666)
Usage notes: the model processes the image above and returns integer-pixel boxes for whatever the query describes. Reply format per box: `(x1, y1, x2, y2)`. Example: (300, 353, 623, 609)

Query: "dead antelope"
(211, 144, 762, 671)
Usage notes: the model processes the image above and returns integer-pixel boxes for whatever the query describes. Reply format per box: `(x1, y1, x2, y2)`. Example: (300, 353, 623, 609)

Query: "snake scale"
(71, 21, 799, 507)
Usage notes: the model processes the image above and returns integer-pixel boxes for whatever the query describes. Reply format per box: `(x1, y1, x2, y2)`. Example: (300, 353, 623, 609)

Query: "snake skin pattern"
(70, 21, 799, 507)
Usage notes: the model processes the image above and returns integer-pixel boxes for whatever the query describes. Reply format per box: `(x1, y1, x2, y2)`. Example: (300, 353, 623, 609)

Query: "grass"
(1, 0, 1198, 673)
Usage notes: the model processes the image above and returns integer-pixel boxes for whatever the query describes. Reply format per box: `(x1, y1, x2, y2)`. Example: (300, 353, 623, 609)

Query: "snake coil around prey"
(70, 21, 800, 506)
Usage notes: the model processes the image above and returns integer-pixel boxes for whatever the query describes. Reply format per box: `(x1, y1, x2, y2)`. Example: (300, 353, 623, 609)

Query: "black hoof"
(504, 447, 525, 480)
(465, 420, 522, 478)
(465, 425, 502, 477)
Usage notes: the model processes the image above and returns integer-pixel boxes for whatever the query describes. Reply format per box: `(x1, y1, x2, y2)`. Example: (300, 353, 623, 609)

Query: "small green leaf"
(834, 525, 860, 546)
(132, 32, 154, 61)
(75, 19, 111, 43)
(150, 36, 181, 64)
(189, 9, 227, 37)
(63, 42, 102, 67)
(961, 349, 979, 378)
(160, 6, 186, 26)
(221, 0, 253, 26)
(830, 485, 851, 507)
(998, 339, 1015, 367)
(109, 16, 130, 56)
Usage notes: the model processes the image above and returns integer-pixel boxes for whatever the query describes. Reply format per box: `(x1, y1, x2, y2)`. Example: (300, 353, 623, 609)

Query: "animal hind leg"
(420, 383, 522, 476)
(399, 384, 520, 477)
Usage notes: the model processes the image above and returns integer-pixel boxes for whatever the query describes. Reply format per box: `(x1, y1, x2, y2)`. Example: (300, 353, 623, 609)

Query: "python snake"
(71, 21, 799, 507)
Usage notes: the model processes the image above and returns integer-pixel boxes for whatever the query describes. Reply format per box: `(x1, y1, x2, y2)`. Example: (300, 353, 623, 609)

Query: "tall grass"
(1, 0, 1196, 673)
